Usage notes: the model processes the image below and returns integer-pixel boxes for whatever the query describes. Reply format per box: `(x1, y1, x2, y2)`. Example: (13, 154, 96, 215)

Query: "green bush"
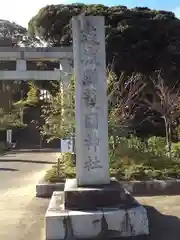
(171, 142, 180, 159)
(147, 136, 166, 156)
(126, 135, 146, 152)
(44, 153, 75, 183)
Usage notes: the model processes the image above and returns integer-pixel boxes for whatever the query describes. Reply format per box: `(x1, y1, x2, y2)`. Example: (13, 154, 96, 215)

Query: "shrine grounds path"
(0, 150, 56, 240)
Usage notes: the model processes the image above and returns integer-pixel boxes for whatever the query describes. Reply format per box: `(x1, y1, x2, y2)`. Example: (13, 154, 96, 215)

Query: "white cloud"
(173, 7, 180, 19)
(0, 0, 67, 28)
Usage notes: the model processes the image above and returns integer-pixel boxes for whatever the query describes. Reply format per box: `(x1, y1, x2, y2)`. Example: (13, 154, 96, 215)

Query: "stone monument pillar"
(72, 15, 110, 186)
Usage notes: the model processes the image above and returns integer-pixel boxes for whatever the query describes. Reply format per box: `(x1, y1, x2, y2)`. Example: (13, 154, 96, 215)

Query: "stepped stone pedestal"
(46, 188, 149, 239)
(45, 15, 149, 239)
(45, 179, 149, 239)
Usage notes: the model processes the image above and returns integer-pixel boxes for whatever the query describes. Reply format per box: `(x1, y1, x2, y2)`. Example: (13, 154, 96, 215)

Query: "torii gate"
(0, 46, 73, 81)
(0, 46, 74, 146)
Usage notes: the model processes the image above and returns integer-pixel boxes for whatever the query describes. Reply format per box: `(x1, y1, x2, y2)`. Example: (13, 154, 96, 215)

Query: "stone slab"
(0, 70, 60, 81)
(64, 178, 139, 210)
(45, 191, 149, 240)
(0, 46, 73, 60)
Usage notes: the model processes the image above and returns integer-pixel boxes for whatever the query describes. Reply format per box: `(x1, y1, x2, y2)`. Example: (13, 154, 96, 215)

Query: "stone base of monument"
(64, 178, 139, 210)
(45, 179, 149, 239)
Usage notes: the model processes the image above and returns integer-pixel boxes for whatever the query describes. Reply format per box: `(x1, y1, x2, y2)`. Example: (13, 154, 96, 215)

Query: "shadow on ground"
(12, 149, 59, 153)
(0, 159, 56, 164)
(127, 205, 180, 240)
(0, 149, 59, 156)
(0, 167, 19, 171)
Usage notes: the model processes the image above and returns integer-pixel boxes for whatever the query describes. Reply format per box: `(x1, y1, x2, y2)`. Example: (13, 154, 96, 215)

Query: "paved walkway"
(0, 150, 56, 240)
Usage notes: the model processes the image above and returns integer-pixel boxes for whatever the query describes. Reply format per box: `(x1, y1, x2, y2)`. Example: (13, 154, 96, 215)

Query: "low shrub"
(171, 142, 180, 159)
(44, 136, 180, 183)
(44, 153, 75, 183)
(147, 136, 166, 156)
(45, 145, 180, 183)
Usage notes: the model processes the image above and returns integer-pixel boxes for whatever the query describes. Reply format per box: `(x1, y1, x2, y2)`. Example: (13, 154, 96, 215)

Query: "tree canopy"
(28, 4, 180, 81)
(0, 19, 41, 47)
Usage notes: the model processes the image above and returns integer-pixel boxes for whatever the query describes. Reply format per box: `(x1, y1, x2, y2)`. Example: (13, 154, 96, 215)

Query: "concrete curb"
(122, 179, 180, 196)
(36, 181, 65, 198)
(36, 179, 180, 198)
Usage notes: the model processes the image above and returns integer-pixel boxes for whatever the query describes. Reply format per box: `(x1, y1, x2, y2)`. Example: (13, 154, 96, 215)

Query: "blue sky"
(0, 0, 180, 28)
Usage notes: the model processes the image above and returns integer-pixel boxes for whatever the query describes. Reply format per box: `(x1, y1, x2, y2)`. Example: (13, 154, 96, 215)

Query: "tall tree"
(0, 19, 41, 110)
(28, 4, 180, 81)
(0, 19, 39, 47)
(143, 71, 180, 158)
(108, 70, 146, 148)
(40, 77, 75, 141)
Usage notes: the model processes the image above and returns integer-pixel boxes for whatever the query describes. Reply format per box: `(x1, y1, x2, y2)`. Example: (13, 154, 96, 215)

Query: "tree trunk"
(113, 133, 117, 150)
(164, 116, 172, 159)
(168, 121, 172, 159)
